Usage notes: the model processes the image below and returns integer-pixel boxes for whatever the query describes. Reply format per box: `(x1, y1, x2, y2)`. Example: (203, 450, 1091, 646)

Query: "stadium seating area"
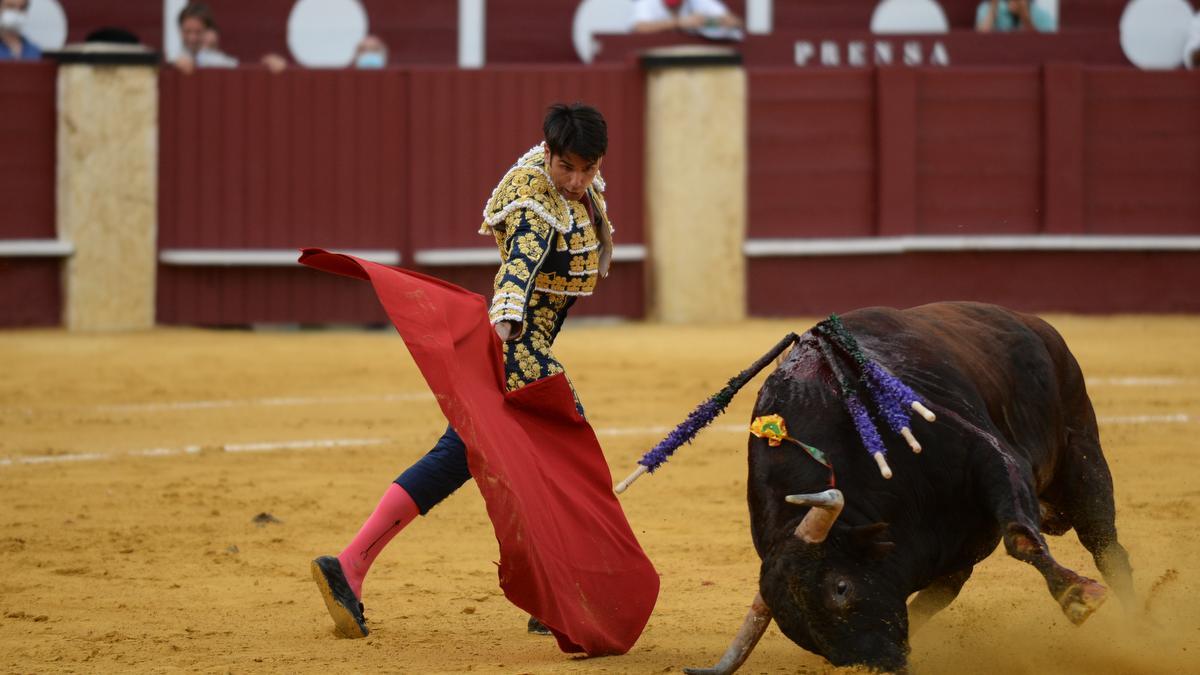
(2, 1, 1199, 327)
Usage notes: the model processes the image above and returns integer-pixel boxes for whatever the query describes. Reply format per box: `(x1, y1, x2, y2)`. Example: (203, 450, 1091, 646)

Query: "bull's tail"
(613, 332, 801, 493)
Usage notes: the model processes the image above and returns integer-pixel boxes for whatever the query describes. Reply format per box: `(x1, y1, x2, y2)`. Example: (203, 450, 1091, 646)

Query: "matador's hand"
(495, 321, 519, 342)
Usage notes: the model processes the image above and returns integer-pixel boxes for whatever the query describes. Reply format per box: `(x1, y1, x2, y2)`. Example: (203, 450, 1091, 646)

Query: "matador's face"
(543, 144, 602, 203)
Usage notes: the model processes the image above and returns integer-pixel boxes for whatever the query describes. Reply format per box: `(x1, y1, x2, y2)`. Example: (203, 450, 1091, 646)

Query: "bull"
(686, 302, 1135, 673)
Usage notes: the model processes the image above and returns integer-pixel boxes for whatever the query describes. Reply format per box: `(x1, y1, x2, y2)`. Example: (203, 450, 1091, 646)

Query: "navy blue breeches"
(394, 425, 471, 515)
(394, 395, 586, 515)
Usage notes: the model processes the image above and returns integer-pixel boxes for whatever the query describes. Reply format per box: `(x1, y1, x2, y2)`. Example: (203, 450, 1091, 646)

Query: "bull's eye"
(824, 576, 854, 611)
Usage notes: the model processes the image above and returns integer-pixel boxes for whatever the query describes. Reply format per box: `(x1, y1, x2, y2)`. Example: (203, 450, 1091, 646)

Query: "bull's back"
(840, 302, 1087, 481)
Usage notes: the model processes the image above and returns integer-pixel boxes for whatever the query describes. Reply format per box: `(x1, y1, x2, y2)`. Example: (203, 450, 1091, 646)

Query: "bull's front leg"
(907, 566, 973, 635)
(684, 593, 772, 675)
(940, 407, 1108, 625)
(1002, 523, 1107, 624)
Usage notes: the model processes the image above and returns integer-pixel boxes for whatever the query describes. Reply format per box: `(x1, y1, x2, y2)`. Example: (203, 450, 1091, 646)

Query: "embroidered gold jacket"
(480, 145, 613, 334)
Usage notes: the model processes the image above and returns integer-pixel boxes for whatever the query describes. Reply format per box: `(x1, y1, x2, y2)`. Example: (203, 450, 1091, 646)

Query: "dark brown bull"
(688, 302, 1135, 673)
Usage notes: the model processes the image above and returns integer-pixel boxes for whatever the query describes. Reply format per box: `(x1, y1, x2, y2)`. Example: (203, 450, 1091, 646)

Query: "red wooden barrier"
(159, 67, 409, 251)
(748, 68, 875, 238)
(405, 66, 644, 250)
(157, 65, 645, 325)
(914, 68, 1043, 234)
(0, 62, 56, 239)
(748, 251, 1200, 315)
(747, 64, 1200, 315)
(749, 64, 1200, 239)
(0, 62, 60, 327)
(1084, 68, 1200, 234)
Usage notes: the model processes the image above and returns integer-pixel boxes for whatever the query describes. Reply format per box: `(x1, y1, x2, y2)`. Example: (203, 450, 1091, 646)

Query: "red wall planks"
(1083, 68, 1200, 234)
(1042, 63, 1086, 234)
(748, 68, 876, 238)
(748, 251, 1200, 316)
(405, 65, 644, 251)
(155, 266, 387, 325)
(158, 67, 409, 251)
(0, 62, 56, 239)
(749, 66, 1200, 241)
(914, 68, 1043, 235)
(0, 261, 61, 326)
(0, 62, 59, 327)
(157, 65, 645, 325)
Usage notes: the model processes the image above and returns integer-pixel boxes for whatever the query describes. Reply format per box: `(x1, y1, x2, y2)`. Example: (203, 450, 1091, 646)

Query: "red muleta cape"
(299, 248, 659, 656)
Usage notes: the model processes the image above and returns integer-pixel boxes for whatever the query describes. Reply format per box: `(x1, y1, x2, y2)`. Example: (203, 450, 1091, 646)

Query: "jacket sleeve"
(489, 207, 555, 332)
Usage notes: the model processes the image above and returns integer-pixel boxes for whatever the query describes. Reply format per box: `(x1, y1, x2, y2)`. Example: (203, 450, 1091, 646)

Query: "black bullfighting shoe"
(311, 555, 368, 639)
(527, 616, 553, 635)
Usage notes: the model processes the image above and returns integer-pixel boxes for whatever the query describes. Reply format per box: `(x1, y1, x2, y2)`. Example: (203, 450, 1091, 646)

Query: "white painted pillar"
(458, 0, 485, 68)
(746, 0, 773, 35)
(55, 45, 160, 331)
(643, 48, 747, 323)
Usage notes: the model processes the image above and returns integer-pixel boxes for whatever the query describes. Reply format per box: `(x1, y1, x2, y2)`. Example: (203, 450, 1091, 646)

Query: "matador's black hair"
(543, 102, 607, 163)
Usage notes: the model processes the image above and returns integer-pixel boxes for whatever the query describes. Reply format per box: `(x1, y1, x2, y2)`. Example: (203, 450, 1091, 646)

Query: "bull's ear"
(850, 522, 895, 560)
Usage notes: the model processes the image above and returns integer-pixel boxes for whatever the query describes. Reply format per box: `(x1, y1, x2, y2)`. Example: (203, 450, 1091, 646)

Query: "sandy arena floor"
(1, 315, 1198, 674)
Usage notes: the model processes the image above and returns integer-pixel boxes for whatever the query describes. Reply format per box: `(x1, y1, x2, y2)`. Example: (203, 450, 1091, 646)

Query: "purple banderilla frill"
(613, 332, 801, 493)
(637, 395, 728, 472)
(844, 390, 886, 458)
(862, 360, 916, 436)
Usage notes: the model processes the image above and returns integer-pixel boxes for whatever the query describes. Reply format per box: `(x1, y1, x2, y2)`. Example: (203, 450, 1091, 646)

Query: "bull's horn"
(911, 401, 936, 423)
(683, 593, 772, 675)
(785, 488, 844, 543)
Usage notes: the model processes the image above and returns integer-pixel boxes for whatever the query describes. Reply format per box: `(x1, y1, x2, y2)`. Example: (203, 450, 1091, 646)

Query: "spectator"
(173, 2, 286, 73)
(195, 25, 237, 68)
(976, 0, 1056, 33)
(1185, 12, 1200, 70)
(631, 0, 743, 41)
(352, 34, 387, 69)
(0, 0, 40, 61)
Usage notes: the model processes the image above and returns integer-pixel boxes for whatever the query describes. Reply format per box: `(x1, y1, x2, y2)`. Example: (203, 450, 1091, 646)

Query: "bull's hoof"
(1058, 578, 1108, 625)
(682, 668, 721, 675)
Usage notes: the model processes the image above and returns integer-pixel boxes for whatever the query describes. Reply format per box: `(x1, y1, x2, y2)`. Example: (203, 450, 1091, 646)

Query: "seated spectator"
(976, 0, 1056, 33)
(631, 0, 743, 41)
(195, 26, 237, 68)
(353, 34, 388, 69)
(174, 2, 286, 73)
(0, 0, 40, 61)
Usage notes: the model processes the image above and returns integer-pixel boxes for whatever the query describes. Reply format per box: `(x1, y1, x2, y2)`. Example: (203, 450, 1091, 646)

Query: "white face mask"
(0, 9, 27, 33)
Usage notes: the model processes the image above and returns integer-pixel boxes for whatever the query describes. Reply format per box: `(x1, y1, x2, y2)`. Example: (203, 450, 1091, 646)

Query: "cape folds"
(298, 248, 659, 656)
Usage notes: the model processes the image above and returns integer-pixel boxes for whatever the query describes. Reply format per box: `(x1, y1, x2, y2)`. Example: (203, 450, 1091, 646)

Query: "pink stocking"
(337, 483, 419, 599)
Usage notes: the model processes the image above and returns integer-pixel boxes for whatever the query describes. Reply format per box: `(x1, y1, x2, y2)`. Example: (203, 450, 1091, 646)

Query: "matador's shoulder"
(480, 145, 574, 236)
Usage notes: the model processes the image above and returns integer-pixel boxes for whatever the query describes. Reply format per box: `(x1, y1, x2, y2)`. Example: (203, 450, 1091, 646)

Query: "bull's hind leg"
(1048, 429, 1136, 610)
(950, 410, 1108, 625)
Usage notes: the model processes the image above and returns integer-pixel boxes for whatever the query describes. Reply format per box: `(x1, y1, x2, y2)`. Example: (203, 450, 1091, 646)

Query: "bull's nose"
(829, 637, 908, 674)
